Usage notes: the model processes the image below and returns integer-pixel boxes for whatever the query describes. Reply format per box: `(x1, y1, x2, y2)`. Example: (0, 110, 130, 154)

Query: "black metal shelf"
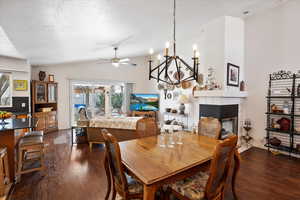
(265, 112, 300, 117)
(265, 128, 291, 135)
(264, 144, 291, 152)
(265, 112, 292, 116)
(292, 149, 300, 154)
(266, 96, 292, 99)
(266, 96, 300, 99)
(266, 71, 300, 156)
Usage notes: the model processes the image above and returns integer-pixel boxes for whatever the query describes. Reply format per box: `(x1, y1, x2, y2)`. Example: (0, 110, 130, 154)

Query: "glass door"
(70, 81, 126, 126)
(35, 82, 47, 103)
(70, 82, 106, 126)
(48, 83, 57, 103)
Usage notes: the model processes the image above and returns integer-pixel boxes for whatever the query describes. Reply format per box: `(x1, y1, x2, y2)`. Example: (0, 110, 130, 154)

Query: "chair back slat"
(205, 135, 238, 200)
(198, 117, 221, 139)
(102, 129, 128, 192)
(136, 118, 158, 138)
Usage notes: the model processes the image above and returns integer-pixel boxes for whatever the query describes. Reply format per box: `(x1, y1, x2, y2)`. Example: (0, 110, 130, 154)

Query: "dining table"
(119, 132, 220, 200)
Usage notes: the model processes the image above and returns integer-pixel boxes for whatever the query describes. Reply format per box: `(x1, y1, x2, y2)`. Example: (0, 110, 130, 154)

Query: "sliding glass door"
(70, 81, 125, 126)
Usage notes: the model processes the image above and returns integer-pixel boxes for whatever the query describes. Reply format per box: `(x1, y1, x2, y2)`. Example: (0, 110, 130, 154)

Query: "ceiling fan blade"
(119, 58, 130, 62)
(96, 59, 112, 64)
(120, 62, 137, 67)
(111, 35, 134, 48)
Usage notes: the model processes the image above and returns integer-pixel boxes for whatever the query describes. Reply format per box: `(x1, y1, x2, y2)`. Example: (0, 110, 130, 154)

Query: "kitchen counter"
(0, 118, 37, 132)
(0, 118, 37, 181)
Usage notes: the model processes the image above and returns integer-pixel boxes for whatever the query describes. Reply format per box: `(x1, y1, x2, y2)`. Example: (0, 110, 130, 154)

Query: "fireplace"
(199, 104, 238, 139)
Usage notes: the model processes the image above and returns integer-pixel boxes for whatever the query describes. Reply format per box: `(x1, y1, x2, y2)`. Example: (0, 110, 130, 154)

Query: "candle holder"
(241, 119, 253, 148)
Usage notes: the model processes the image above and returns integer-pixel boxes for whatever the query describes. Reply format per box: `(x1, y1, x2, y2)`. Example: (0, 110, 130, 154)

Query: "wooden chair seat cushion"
(19, 136, 43, 146)
(24, 131, 44, 137)
(115, 174, 143, 200)
(170, 171, 209, 200)
(126, 174, 143, 194)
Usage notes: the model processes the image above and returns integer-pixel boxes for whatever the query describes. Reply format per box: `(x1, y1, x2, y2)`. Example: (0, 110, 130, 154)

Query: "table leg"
(143, 184, 157, 200)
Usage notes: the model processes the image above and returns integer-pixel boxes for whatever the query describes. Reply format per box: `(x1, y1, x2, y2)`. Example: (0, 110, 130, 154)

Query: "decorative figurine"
(38, 71, 46, 81)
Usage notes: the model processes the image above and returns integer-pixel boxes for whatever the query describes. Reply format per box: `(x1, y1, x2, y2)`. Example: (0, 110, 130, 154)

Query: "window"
(70, 81, 126, 125)
(0, 73, 12, 107)
(111, 85, 124, 116)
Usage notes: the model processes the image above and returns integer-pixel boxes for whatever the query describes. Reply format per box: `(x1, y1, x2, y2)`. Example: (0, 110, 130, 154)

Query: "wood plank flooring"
(9, 130, 300, 200)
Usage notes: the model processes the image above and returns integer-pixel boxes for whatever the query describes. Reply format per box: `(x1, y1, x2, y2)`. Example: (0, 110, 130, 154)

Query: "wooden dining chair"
(198, 117, 221, 139)
(168, 135, 238, 200)
(223, 149, 241, 200)
(102, 129, 143, 200)
(136, 118, 159, 138)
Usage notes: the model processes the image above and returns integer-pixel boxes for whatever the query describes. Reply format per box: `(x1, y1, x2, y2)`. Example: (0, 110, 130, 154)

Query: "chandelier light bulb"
(165, 42, 170, 48)
(157, 54, 162, 60)
(196, 51, 200, 58)
(149, 48, 154, 55)
(192, 44, 198, 51)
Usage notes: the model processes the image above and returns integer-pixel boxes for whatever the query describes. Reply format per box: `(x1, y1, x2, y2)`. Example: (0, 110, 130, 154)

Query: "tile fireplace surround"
(191, 95, 248, 151)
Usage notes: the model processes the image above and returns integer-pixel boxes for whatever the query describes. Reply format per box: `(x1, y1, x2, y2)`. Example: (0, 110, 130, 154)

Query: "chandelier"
(148, 0, 199, 85)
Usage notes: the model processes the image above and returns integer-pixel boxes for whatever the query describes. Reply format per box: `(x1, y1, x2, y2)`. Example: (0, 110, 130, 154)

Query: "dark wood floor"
(10, 130, 300, 200)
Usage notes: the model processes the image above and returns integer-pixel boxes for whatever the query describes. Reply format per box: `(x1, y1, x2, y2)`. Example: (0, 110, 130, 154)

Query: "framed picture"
(13, 80, 28, 91)
(48, 74, 54, 82)
(227, 63, 240, 87)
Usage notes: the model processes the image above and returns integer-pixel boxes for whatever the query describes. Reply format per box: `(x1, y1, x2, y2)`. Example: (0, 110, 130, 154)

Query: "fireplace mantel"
(193, 90, 248, 98)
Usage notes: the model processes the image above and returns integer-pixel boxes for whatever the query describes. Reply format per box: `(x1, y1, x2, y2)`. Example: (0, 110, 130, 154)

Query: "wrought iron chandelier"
(148, 0, 199, 85)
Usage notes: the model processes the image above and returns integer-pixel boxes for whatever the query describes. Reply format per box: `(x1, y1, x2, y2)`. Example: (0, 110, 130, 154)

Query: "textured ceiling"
(0, 0, 288, 65)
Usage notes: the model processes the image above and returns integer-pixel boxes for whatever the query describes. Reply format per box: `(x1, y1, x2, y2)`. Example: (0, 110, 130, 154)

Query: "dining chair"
(168, 135, 238, 200)
(198, 117, 222, 139)
(224, 149, 241, 200)
(136, 118, 159, 138)
(102, 129, 143, 200)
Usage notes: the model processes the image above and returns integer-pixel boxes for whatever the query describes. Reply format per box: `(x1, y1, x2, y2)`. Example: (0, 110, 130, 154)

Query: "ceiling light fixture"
(148, 0, 199, 85)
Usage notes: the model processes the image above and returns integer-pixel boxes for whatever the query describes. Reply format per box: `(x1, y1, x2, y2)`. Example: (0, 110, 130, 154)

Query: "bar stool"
(0, 147, 11, 197)
(17, 136, 45, 179)
(23, 130, 44, 138)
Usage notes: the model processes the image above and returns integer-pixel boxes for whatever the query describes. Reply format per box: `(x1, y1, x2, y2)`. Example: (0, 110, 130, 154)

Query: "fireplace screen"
(199, 104, 239, 140)
(221, 118, 238, 139)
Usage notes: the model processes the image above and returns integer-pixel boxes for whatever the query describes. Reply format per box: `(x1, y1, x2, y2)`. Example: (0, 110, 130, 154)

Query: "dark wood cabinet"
(31, 81, 58, 133)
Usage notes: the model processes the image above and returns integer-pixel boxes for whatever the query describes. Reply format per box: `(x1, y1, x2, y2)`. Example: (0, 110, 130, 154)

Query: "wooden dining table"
(119, 132, 220, 200)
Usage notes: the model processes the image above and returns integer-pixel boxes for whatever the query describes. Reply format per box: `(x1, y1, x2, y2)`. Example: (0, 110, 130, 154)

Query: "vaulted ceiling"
(0, 0, 288, 65)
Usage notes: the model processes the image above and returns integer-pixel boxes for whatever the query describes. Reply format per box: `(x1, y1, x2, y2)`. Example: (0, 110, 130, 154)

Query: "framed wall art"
(13, 80, 28, 91)
(227, 63, 240, 87)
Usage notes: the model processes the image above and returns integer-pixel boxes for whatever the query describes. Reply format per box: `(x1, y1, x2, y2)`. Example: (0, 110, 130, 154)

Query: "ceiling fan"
(97, 47, 137, 67)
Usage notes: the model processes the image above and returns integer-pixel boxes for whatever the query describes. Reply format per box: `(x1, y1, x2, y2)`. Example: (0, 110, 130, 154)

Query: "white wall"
(0, 55, 31, 97)
(245, 0, 300, 148)
(31, 56, 157, 129)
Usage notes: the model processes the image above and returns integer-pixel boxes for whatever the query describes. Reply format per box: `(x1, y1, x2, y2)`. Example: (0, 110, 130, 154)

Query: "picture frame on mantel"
(227, 63, 240, 87)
